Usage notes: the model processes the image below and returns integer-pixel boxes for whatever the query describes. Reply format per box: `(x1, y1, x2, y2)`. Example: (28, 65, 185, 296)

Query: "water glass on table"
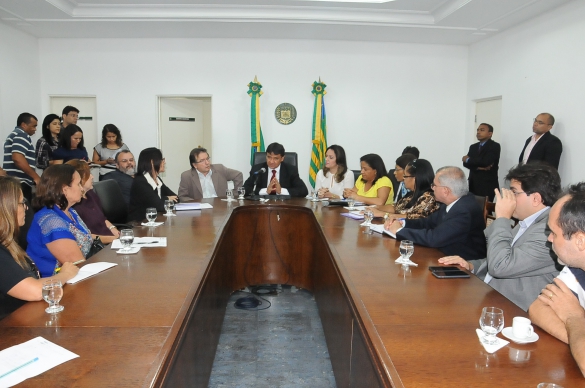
(146, 207, 157, 225)
(363, 209, 374, 234)
(311, 189, 319, 202)
(119, 229, 134, 252)
(479, 307, 504, 345)
(347, 197, 356, 210)
(237, 187, 246, 199)
(164, 200, 175, 216)
(42, 279, 64, 314)
(398, 240, 414, 264)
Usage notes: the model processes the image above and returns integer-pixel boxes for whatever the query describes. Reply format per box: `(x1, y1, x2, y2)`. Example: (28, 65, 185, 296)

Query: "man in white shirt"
(529, 182, 585, 376)
(178, 147, 243, 202)
(439, 163, 561, 311)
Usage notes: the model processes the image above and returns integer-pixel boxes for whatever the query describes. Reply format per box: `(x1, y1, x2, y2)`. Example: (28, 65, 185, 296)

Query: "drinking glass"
(347, 197, 356, 210)
(42, 279, 64, 313)
(363, 209, 374, 234)
(164, 200, 175, 216)
(226, 189, 234, 201)
(237, 187, 246, 199)
(146, 207, 157, 225)
(311, 189, 319, 202)
(398, 240, 414, 264)
(119, 229, 134, 252)
(537, 384, 564, 388)
(479, 307, 504, 345)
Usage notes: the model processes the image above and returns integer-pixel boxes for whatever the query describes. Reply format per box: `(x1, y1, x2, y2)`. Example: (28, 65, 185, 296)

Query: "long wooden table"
(0, 198, 582, 387)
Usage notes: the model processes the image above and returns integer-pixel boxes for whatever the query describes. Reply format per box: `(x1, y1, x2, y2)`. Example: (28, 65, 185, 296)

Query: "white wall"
(468, 0, 585, 187)
(0, 23, 40, 139)
(38, 38, 468, 190)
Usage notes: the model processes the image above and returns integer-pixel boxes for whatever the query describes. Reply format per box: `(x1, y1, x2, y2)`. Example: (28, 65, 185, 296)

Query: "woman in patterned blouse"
(369, 159, 440, 221)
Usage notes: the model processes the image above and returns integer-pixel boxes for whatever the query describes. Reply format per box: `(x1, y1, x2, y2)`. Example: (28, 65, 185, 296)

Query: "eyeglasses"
(394, 168, 404, 173)
(511, 190, 527, 196)
(534, 118, 552, 126)
(431, 182, 448, 189)
(195, 157, 211, 164)
(403, 175, 415, 179)
(18, 200, 28, 209)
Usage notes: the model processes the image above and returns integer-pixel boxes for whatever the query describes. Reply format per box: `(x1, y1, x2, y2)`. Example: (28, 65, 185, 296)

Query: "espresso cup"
(512, 316, 534, 339)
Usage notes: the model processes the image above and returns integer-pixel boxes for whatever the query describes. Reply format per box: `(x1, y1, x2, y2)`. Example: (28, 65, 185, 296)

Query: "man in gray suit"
(178, 147, 243, 202)
(439, 162, 561, 311)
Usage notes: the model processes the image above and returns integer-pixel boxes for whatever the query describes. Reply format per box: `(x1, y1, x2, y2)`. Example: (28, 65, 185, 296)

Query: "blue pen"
(0, 357, 39, 379)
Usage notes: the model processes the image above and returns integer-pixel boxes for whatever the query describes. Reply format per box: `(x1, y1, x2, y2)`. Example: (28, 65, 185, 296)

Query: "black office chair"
(93, 180, 132, 228)
(253, 151, 298, 167)
(352, 170, 361, 183)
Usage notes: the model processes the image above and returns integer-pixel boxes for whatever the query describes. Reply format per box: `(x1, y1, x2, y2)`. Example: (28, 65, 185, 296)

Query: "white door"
(158, 96, 212, 193)
(475, 98, 502, 143)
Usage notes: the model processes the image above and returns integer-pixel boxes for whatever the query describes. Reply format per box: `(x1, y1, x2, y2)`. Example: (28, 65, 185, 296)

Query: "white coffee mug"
(512, 316, 534, 339)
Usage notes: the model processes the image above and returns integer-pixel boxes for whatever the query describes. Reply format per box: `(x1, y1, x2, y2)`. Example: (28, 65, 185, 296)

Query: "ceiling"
(0, 0, 573, 45)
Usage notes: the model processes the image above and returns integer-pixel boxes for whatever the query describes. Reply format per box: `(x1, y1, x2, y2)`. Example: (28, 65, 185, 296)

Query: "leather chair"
(474, 195, 488, 227)
(352, 170, 361, 183)
(253, 151, 298, 167)
(93, 180, 131, 227)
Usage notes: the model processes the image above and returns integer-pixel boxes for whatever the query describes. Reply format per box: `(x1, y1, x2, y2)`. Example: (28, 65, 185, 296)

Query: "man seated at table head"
(178, 147, 243, 202)
(243, 142, 308, 197)
(386, 166, 486, 261)
(439, 162, 561, 311)
(529, 183, 585, 376)
(103, 150, 135, 205)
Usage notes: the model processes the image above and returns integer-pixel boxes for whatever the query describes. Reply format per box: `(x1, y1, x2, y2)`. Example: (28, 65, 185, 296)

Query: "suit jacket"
(519, 131, 563, 169)
(468, 209, 559, 311)
(397, 193, 486, 261)
(243, 162, 308, 197)
(103, 169, 133, 205)
(178, 164, 243, 202)
(463, 139, 500, 200)
(128, 174, 177, 222)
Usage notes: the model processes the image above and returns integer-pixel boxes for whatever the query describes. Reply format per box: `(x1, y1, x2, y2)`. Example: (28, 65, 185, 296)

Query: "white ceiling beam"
(45, 0, 77, 16)
(432, 0, 474, 23)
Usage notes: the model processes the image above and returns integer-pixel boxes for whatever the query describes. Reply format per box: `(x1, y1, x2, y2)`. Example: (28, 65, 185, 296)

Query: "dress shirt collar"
(445, 197, 461, 213)
(196, 168, 213, 179)
(519, 206, 549, 230)
(144, 172, 163, 191)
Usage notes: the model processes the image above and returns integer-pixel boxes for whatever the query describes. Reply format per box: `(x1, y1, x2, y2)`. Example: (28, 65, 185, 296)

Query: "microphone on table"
(252, 167, 266, 195)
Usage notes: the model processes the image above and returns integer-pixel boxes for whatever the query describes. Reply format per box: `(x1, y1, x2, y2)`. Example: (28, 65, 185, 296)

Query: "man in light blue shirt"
(440, 162, 562, 311)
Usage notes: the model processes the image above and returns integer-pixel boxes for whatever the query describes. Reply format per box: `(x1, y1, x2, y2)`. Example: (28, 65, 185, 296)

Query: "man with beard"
(104, 150, 135, 205)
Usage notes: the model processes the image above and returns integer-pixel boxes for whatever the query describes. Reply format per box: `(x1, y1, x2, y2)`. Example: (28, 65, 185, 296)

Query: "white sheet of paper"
(0, 337, 79, 387)
(111, 237, 167, 249)
(66, 262, 118, 284)
(175, 202, 213, 211)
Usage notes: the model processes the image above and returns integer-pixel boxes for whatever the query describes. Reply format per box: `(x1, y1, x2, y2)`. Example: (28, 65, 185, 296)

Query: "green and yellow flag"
(247, 76, 265, 165)
(309, 80, 327, 188)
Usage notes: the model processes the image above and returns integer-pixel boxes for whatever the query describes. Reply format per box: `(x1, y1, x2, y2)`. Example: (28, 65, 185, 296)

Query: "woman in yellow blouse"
(343, 154, 393, 206)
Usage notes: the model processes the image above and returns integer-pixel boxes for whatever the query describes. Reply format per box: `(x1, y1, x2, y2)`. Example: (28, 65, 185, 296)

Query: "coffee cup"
(512, 316, 534, 339)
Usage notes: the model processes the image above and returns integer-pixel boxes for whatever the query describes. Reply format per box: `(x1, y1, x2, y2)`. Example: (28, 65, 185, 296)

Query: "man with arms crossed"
(519, 112, 562, 169)
(243, 142, 308, 197)
(104, 150, 135, 205)
(178, 147, 243, 201)
(462, 123, 500, 202)
(3, 113, 41, 202)
(385, 166, 486, 261)
(529, 183, 585, 376)
(440, 163, 561, 311)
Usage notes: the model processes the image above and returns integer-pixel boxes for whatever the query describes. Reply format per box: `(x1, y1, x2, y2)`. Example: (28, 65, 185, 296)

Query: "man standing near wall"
(463, 123, 500, 201)
(3, 113, 41, 202)
(519, 113, 562, 169)
(61, 105, 79, 131)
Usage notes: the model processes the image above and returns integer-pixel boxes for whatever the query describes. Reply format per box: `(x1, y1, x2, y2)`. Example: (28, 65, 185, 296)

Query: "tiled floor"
(208, 286, 337, 388)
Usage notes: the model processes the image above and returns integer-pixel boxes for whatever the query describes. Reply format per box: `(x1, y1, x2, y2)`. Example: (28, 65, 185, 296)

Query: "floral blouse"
(394, 190, 440, 219)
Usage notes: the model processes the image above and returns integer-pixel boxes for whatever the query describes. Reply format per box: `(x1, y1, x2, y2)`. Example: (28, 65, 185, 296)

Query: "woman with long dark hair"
(92, 124, 130, 180)
(52, 124, 89, 163)
(128, 147, 177, 222)
(314, 145, 354, 199)
(343, 153, 393, 206)
(0, 176, 78, 318)
(35, 113, 61, 169)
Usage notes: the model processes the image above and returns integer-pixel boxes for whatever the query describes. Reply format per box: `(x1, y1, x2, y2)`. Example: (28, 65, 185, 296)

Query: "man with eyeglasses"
(440, 163, 561, 311)
(178, 147, 243, 201)
(103, 150, 135, 205)
(385, 166, 486, 261)
(519, 113, 562, 169)
(61, 106, 79, 131)
(462, 123, 500, 202)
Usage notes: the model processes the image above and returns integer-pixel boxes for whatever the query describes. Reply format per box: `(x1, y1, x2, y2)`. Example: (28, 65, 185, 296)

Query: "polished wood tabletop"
(0, 198, 581, 387)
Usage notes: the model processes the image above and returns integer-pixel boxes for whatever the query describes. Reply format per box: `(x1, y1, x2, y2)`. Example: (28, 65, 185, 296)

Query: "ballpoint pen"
(0, 357, 39, 379)
(55, 259, 85, 273)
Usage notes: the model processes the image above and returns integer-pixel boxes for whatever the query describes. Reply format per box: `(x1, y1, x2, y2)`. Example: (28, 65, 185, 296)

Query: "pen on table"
(55, 259, 85, 273)
(0, 357, 39, 379)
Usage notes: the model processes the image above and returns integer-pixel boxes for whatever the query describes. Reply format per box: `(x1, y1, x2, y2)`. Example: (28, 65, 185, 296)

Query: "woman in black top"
(0, 176, 78, 320)
(128, 147, 178, 222)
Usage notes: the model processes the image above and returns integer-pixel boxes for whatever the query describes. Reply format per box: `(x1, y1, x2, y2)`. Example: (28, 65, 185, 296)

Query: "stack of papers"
(0, 337, 78, 386)
(175, 203, 213, 211)
(110, 237, 167, 249)
(66, 262, 118, 284)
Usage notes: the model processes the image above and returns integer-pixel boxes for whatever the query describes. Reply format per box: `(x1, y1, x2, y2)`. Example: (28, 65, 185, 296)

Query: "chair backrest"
(253, 152, 298, 167)
(352, 170, 361, 184)
(93, 180, 129, 224)
(474, 195, 488, 227)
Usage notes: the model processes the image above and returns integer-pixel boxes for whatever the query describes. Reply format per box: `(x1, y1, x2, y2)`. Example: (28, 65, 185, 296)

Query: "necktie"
(269, 169, 277, 194)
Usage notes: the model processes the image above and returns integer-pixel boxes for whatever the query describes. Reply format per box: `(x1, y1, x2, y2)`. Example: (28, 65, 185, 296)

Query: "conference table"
(0, 198, 582, 387)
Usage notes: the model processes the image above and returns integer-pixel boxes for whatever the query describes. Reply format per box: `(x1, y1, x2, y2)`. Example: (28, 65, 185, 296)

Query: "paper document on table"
(369, 224, 385, 234)
(66, 262, 118, 284)
(111, 237, 167, 249)
(175, 203, 213, 211)
(0, 336, 78, 387)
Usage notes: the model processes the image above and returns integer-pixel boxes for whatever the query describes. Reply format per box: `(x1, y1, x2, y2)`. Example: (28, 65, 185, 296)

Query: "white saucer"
(502, 327, 539, 344)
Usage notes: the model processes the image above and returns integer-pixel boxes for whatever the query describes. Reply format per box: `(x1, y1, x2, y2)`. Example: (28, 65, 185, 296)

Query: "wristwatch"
(383, 213, 390, 221)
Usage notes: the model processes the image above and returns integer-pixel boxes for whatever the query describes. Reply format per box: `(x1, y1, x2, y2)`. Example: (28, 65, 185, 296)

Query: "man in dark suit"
(519, 113, 562, 169)
(243, 142, 308, 197)
(104, 150, 135, 205)
(462, 123, 500, 201)
(386, 166, 486, 261)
